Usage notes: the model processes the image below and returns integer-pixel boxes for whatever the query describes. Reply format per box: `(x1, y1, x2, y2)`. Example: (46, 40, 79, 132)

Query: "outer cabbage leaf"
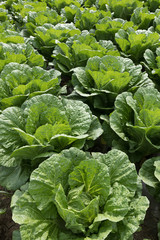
(153, 10, 160, 34)
(71, 55, 153, 111)
(139, 157, 160, 188)
(143, 47, 160, 89)
(143, 0, 160, 11)
(139, 156, 160, 240)
(12, 148, 148, 239)
(140, 156, 160, 199)
(0, 8, 8, 22)
(0, 29, 24, 44)
(0, 164, 30, 190)
(109, 87, 160, 161)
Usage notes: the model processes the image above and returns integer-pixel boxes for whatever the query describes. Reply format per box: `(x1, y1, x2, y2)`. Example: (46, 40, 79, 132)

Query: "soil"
(0, 187, 19, 240)
(134, 183, 160, 240)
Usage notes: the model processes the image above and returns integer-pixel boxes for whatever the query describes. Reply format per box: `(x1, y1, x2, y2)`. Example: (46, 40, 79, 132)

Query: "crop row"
(0, 0, 160, 239)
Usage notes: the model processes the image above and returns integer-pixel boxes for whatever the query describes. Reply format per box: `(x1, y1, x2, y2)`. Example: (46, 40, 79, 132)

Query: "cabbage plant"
(31, 23, 81, 58)
(26, 10, 65, 35)
(143, 47, 160, 88)
(0, 42, 45, 71)
(0, 62, 61, 109)
(140, 156, 160, 199)
(95, 17, 135, 42)
(12, 147, 149, 240)
(105, 0, 143, 20)
(140, 156, 160, 238)
(115, 28, 160, 63)
(74, 7, 111, 31)
(52, 32, 119, 73)
(107, 87, 160, 161)
(0, 94, 102, 190)
(71, 55, 153, 110)
(131, 7, 155, 30)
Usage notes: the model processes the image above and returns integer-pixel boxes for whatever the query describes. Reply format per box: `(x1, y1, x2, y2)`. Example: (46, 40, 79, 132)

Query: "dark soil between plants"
(0, 187, 19, 240)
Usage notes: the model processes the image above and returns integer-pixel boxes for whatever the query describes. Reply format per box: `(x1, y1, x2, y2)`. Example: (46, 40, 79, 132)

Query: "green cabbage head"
(107, 87, 160, 161)
(0, 94, 102, 190)
(12, 148, 149, 240)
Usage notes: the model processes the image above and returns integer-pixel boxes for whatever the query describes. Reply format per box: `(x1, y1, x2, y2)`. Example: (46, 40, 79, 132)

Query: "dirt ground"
(0, 188, 19, 240)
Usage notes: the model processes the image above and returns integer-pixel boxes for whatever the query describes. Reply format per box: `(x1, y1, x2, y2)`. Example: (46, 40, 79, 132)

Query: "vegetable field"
(1, 0, 160, 239)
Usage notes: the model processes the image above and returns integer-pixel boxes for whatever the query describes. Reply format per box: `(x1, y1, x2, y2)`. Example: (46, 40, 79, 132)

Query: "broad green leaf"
(154, 161, 160, 181)
(29, 149, 81, 210)
(1, 95, 28, 109)
(139, 157, 159, 188)
(34, 123, 71, 145)
(54, 184, 86, 233)
(12, 230, 21, 240)
(11, 145, 49, 160)
(144, 49, 156, 69)
(93, 149, 137, 193)
(117, 196, 149, 240)
(0, 165, 30, 190)
(85, 221, 112, 240)
(93, 183, 130, 223)
(49, 134, 88, 151)
(63, 99, 92, 135)
(0, 107, 25, 148)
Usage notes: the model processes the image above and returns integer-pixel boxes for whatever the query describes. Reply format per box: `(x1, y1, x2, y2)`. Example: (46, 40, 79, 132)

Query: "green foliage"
(12, 148, 149, 239)
(108, 87, 160, 161)
(143, 47, 160, 88)
(95, 17, 135, 42)
(105, 0, 143, 20)
(139, 155, 160, 236)
(52, 32, 119, 72)
(71, 55, 153, 110)
(26, 10, 66, 35)
(115, 28, 160, 63)
(0, 42, 45, 72)
(143, 0, 160, 11)
(11, 1, 47, 20)
(131, 7, 155, 29)
(0, 94, 102, 190)
(0, 62, 61, 109)
(61, 4, 79, 22)
(0, 1, 157, 239)
(31, 23, 81, 58)
(47, 0, 82, 13)
(74, 7, 111, 31)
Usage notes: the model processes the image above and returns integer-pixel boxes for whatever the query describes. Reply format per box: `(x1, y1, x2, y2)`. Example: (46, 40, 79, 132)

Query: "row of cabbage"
(0, 0, 160, 239)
